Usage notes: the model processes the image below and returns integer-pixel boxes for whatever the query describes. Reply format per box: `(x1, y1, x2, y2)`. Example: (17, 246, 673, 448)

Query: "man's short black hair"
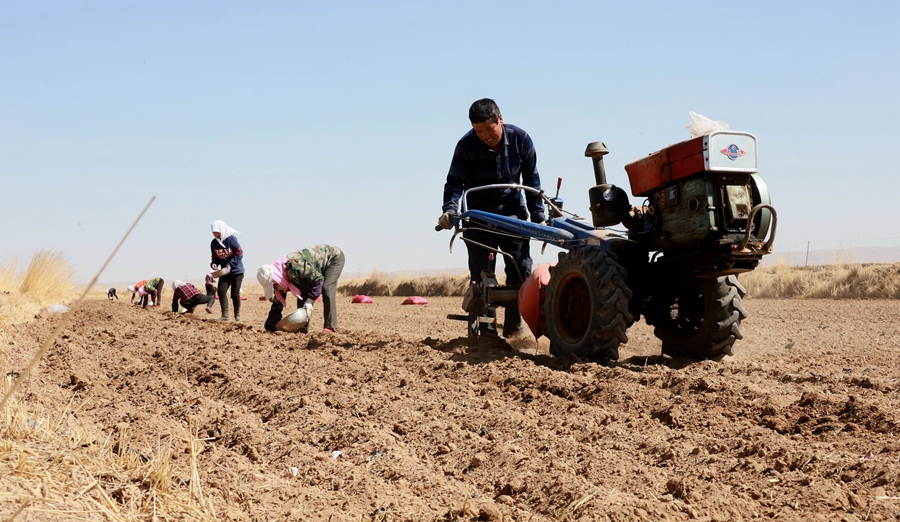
(469, 98, 501, 124)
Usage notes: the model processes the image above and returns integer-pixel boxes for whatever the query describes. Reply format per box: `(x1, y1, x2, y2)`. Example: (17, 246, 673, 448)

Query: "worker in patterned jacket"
(171, 280, 215, 314)
(141, 277, 164, 308)
(257, 245, 345, 334)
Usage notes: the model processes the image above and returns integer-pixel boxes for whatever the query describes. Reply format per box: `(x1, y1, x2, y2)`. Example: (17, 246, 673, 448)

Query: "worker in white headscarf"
(128, 280, 147, 305)
(209, 220, 245, 321)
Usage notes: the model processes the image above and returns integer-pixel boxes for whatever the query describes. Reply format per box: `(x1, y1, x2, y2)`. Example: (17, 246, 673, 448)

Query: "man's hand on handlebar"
(437, 212, 454, 230)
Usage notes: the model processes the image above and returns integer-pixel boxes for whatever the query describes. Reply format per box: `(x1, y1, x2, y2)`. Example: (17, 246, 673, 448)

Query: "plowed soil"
(4, 295, 900, 521)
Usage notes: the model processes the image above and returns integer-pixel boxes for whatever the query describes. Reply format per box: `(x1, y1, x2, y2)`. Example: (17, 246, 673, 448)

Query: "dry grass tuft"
(0, 250, 77, 329)
(18, 250, 76, 301)
(339, 271, 470, 297)
(741, 262, 900, 298)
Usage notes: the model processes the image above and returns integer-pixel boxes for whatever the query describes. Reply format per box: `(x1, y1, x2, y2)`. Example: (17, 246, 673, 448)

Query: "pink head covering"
(257, 256, 303, 306)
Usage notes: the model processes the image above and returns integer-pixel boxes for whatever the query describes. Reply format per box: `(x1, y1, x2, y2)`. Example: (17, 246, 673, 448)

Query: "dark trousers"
(217, 273, 244, 317)
(205, 284, 215, 296)
(183, 294, 215, 313)
(265, 298, 292, 332)
(463, 225, 532, 330)
(141, 288, 161, 308)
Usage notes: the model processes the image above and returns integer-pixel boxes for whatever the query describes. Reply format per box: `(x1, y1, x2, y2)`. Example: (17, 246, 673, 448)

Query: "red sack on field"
(352, 294, 374, 304)
(401, 296, 428, 305)
(259, 296, 267, 301)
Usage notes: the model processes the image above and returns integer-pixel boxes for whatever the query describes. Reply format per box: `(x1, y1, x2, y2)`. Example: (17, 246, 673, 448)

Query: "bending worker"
(128, 280, 147, 304)
(257, 245, 345, 334)
(142, 277, 164, 308)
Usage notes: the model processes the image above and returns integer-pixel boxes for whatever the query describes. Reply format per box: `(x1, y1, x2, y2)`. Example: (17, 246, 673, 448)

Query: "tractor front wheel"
(646, 275, 748, 360)
(543, 247, 633, 362)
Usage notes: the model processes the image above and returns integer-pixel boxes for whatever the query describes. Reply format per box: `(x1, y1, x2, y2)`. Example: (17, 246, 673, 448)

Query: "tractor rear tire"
(543, 247, 633, 362)
(647, 275, 748, 360)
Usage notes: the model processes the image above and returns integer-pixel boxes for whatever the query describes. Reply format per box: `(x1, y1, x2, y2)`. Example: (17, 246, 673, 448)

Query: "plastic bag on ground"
(47, 304, 70, 314)
(401, 296, 428, 305)
(352, 294, 374, 304)
(685, 111, 729, 137)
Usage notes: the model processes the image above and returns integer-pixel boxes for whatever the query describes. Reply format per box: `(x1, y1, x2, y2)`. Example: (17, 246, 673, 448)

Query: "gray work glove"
(438, 212, 454, 230)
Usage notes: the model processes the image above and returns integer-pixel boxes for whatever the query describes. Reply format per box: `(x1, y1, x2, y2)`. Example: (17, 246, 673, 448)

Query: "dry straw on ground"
(1, 251, 216, 520)
(0, 383, 217, 520)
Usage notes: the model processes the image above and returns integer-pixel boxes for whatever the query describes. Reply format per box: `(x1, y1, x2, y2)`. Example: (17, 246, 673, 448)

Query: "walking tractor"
(439, 130, 777, 361)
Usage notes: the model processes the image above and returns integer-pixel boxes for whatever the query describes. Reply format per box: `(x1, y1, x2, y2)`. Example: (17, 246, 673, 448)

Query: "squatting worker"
(257, 245, 345, 334)
(171, 280, 215, 314)
(438, 98, 545, 337)
(210, 220, 245, 322)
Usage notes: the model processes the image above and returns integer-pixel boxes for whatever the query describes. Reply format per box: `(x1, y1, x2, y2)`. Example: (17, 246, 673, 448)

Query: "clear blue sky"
(2, 1, 898, 285)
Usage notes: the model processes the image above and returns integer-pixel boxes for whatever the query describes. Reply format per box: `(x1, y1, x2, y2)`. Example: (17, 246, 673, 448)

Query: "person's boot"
(218, 299, 229, 321)
(233, 299, 241, 322)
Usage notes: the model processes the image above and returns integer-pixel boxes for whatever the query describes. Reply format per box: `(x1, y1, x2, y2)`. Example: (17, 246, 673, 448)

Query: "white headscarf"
(257, 264, 274, 301)
(211, 220, 241, 247)
(172, 280, 185, 290)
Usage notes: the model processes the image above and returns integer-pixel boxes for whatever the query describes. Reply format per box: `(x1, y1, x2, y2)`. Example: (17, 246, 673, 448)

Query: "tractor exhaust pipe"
(585, 141, 609, 185)
(585, 141, 629, 228)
